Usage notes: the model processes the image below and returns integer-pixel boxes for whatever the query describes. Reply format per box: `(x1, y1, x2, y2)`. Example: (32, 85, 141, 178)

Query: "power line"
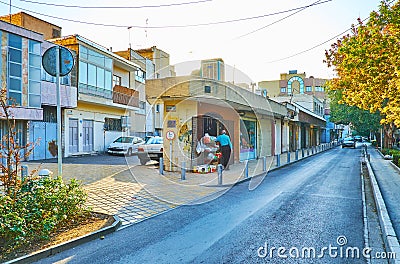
(266, 15, 372, 63)
(17, 0, 213, 9)
(235, 0, 330, 39)
(1, 0, 333, 29)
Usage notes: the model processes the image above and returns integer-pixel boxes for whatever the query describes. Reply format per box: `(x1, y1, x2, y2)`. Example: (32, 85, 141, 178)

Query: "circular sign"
(166, 130, 175, 140)
(42, 46, 75, 77)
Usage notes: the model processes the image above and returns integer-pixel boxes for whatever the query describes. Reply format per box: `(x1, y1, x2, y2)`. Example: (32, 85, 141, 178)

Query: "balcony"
(112, 85, 139, 108)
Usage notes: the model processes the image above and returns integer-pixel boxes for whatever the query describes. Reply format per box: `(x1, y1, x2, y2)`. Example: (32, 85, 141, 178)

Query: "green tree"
(324, 0, 400, 147)
(329, 90, 381, 136)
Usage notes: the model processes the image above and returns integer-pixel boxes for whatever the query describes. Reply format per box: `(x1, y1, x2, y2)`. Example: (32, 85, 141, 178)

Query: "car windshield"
(344, 137, 354, 141)
(114, 137, 133, 143)
(146, 137, 163, 144)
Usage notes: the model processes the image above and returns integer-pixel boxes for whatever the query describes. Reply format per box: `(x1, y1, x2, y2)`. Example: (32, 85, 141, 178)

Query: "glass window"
(105, 57, 112, 69)
(9, 92, 21, 105)
(80, 45, 88, 60)
(9, 63, 22, 77)
(79, 61, 88, 84)
(29, 81, 41, 94)
(29, 94, 41, 108)
(113, 75, 122, 86)
(306, 86, 312, 92)
(29, 41, 40, 54)
(280, 87, 286, 93)
(105, 70, 112, 90)
(29, 40, 41, 108)
(29, 67, 41, 80)
(9, 49, 22, 63)
(29, 54, 41, 67)
(9, 78, 22, 91)
(97, 67, 105, 89)
(9, 34, 22, 49)
(88, 64, 96, 87)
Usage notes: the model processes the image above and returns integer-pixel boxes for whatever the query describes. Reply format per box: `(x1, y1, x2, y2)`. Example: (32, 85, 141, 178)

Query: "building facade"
(51, 34, 143, 156)
(258, 70, 334, 144)
(146, 76, 290, 171)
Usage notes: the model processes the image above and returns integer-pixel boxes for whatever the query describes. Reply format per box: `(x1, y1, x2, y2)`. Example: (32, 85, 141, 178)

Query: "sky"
(0, 0, 383, 84)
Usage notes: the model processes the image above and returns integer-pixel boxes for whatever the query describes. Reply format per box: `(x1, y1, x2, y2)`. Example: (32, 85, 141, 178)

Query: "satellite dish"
(42, 46, 74, 77)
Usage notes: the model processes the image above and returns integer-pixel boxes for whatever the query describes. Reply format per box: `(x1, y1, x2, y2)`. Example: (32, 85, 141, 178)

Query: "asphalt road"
(37, 147, 366, 264)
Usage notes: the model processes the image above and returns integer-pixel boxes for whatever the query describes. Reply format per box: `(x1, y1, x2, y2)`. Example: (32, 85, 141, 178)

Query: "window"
(306, 86, 312, 92)
(315, 86, 325, 92)
(135, 68, 146, 83)
(287, 84, 292, 95)
(78, 45, 113, 98)
(204, 86, 211, 93)
(104, 118, 122, 131)
(155, 104, 160, 112)
(113, 75, 122, 86)
(8, 33, 22, 105)
(280, 87, 286, 93)
(29, 40, 41, 107)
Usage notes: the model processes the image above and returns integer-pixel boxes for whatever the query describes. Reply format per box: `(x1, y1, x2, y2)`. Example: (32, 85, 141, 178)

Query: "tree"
(0, 88, 35, 197)
(324, 0, 400, 147)
(329, 90, 381, 137)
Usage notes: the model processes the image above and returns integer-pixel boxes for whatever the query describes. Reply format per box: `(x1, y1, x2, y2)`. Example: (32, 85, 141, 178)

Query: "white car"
(137, 136, 164, 165)
(107, 136, 145, 156)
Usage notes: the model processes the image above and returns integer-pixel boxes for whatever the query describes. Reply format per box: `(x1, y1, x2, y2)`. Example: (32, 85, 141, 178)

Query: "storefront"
(240, 119, 257, 161)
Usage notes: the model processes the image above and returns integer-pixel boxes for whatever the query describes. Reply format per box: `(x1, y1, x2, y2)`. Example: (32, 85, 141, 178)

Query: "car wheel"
(126, 148, 132, 156)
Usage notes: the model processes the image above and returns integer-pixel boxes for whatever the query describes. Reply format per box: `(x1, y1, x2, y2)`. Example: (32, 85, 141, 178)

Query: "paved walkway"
(369, 148, 400, 242)
(23, 143, 336, 227)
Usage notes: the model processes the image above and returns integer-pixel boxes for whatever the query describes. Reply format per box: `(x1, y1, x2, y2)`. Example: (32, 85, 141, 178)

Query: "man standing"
(216, 130, 232, 170)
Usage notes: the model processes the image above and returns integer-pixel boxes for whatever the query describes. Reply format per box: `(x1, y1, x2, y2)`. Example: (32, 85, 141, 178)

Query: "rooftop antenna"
(9, 0, 11, 23)
(128, 26, 132, 49)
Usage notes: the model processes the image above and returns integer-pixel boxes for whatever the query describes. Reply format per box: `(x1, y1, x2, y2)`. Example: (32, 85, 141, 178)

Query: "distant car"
(107, 136, 145, 156)
(137, 136, 164, 165)
(342, 137, 356, 148)
(354, 135, 363, 142)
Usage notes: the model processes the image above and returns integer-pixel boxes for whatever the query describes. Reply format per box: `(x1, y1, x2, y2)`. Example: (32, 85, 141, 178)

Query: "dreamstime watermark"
(257, 235, 396, 260)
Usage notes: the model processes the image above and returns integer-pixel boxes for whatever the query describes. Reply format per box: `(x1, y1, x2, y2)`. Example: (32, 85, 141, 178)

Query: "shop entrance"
(191, 114, 234, 168)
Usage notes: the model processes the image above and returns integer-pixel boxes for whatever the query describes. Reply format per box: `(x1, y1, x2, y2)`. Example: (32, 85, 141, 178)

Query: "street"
(38, 147, 367, 263)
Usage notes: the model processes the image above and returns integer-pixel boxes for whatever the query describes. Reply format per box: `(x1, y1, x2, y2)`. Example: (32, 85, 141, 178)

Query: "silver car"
(107, 136, 145, 156)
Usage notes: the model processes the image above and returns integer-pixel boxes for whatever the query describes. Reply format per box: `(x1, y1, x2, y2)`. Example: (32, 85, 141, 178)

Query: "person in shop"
(215, 130, 232, 170)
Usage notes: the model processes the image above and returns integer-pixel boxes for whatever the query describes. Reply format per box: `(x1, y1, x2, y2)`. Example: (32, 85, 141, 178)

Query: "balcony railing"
(112, 85, 139, 108)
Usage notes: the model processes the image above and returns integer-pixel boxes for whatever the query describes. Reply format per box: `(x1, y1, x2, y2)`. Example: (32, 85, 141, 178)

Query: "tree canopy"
(324, 0, 400, 128)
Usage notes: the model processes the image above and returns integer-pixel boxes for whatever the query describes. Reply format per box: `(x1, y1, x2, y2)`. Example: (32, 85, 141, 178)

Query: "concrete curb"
(234, 143, 338, 186)
(365, 152, 400, 264)
(5, 214, 121, 264)
(360, 156, 371, 264)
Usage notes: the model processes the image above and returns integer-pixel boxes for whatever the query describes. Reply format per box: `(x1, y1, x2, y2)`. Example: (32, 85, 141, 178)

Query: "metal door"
(82, 120, 93, 152)
(29, 121, 57, 160)
(69, 119, 78, 153)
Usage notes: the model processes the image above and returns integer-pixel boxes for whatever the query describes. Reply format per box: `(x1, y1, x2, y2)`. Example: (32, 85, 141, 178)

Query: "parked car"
(137, 136, 164, 165)
(342, 137, 356, 148)
(107, 136, 145, 156)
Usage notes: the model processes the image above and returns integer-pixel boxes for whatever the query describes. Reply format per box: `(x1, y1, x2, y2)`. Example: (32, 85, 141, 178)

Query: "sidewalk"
(23, 143, 336, 227)
(369, 148, 400, 243)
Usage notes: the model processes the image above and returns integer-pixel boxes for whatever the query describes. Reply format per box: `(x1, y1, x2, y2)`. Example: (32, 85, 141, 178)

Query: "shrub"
(0, 176, 89, 256)
(393, 154, 400, 168)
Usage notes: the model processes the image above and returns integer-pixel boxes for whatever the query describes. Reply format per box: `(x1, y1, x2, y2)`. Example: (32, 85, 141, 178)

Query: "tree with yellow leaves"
(325, 0, 400, 148)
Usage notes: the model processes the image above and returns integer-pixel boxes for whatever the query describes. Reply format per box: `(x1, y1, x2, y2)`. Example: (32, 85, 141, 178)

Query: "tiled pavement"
(22, 143, 335, 228)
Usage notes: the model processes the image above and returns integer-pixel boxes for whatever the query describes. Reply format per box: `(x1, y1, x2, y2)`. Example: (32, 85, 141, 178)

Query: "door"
(82, 120, 93, 152)
(69, 119, 78, 153)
